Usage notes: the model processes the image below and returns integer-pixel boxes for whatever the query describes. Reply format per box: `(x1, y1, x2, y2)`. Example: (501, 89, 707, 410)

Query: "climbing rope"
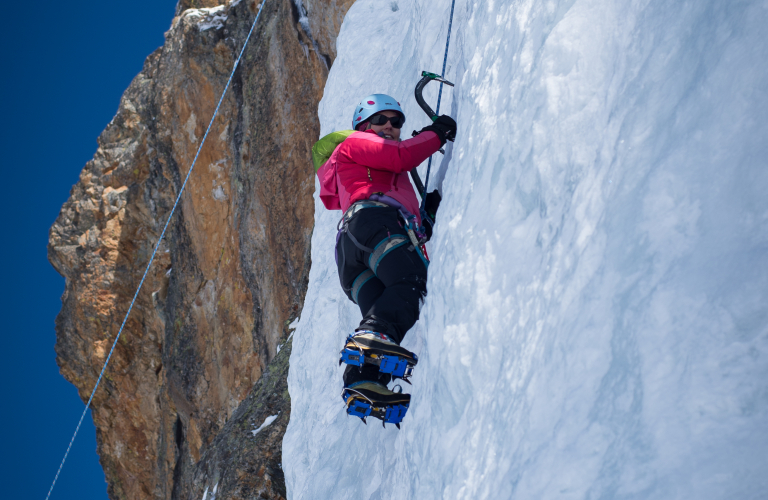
(421, 0, 457, 208)
(44, 2, 268, 499)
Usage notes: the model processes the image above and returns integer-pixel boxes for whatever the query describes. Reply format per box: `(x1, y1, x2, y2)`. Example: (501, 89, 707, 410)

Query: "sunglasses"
(368, 113, 405, 129)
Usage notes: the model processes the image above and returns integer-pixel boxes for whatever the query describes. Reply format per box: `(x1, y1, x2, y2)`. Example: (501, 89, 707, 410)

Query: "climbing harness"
(337, 201, 409, 273)
(350, 269, 375, 304)
(337, 201, 408, 298)
(336, 200, 429, 304)
(369, 233, 411, 274)
(400, 210, 430, 268)
(45, 3, 270, 499)
(337, 200, 390, 230)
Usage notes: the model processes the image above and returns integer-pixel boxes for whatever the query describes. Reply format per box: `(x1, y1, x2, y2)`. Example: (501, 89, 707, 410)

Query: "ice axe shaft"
(410, 169, 425, 196)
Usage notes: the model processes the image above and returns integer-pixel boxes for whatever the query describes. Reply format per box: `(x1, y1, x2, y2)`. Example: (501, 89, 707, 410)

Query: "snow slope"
(284, 0, 768, 498)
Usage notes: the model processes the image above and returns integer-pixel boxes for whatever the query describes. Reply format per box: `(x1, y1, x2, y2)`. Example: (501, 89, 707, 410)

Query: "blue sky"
(0, 1, 178, 498)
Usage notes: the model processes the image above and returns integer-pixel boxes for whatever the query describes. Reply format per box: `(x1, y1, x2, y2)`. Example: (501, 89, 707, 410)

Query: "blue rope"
(421, 0, 457, 208)
(44, 3, 268, 499)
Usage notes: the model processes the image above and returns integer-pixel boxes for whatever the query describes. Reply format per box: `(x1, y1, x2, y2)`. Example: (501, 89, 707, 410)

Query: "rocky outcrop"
(48, 0, 354, 498)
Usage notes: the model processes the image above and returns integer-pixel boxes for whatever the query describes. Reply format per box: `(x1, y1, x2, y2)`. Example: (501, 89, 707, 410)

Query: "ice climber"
(312, 94, 457, 426)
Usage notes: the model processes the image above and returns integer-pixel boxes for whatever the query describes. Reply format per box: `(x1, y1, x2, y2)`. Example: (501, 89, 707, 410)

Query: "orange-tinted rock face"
(48, 1, 354, 498)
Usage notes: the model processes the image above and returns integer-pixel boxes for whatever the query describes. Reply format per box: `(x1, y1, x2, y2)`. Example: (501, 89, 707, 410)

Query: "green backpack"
(311, 130, 355, 171)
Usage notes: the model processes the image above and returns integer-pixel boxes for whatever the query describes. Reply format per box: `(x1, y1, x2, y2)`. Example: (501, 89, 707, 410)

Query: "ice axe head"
(414, 71, 454, 121)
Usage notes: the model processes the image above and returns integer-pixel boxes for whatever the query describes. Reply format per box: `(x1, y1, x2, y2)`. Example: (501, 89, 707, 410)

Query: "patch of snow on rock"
(184, 6, 228, 31)
(252, 414, 279, 437)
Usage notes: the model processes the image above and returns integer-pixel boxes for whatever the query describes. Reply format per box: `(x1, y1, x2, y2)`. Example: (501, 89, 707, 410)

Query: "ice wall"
(284, 1, 768, 498)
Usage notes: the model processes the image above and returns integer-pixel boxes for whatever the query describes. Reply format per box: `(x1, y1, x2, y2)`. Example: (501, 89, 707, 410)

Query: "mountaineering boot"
(339, 330, 418, 382)
(342, 381, 410, 428)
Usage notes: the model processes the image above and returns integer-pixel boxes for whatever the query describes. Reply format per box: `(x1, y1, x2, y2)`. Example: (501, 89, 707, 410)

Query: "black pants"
(337, 206, 428, 387)
(336, 206, 428, 345)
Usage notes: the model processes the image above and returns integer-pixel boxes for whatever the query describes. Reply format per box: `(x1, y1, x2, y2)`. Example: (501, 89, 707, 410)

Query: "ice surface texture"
(284, 0, 768, 498)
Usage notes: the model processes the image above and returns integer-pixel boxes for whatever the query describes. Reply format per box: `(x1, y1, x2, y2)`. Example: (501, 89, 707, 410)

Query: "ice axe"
(409, 71, 455, 197)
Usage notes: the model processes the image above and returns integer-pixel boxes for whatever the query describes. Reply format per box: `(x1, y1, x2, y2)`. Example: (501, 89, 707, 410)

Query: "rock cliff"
(47, 0, 354, 498)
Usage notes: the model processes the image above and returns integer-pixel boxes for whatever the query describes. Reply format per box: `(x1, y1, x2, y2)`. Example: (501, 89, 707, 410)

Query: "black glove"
(425, 190, 442, 220)
(418, 115, 457, 145)
(420, 190, 442, 241)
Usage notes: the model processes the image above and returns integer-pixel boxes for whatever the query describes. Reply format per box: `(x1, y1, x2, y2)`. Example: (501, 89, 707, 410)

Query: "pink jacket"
(317, 129, 442, 225)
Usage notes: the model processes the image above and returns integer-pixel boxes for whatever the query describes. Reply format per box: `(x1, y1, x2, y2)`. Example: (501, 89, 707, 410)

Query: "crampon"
(339, 331, 418, 383)
(342, 381, 410, 428)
